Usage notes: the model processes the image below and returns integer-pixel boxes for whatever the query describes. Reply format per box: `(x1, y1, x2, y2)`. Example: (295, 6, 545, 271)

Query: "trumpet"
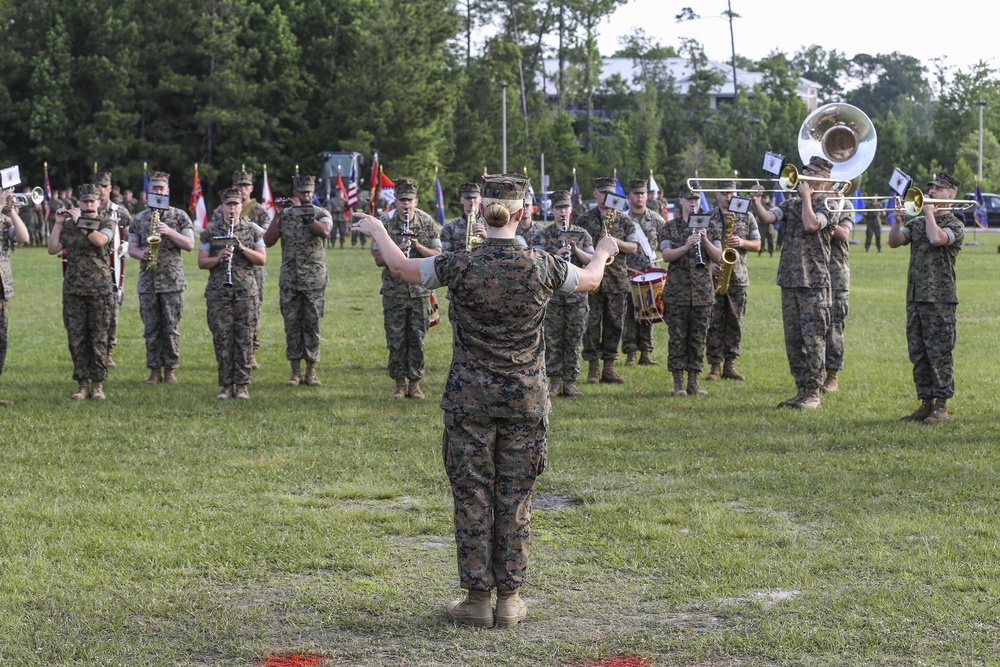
(146, 209, 162, 272)
(10, 187, 45, 208)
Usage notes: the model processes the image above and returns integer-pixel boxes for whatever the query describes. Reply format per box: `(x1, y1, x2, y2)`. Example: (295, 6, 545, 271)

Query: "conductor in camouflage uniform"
(751, 156, 837, 409)
(0, 191, 30, 406)
(576, 176, 637, 384)
(622, 178, 664, 367)
(660, 183, 722, 396)
(128, 171, 195, 385)
(539, 189, 594, 398)
(93, 172, 132, 368)
(821, 199, 854, 393)
(373, 179, 442, 400)
(889, 171, 964, 424)
(263, 174, 333, 387)
(198, 188, 267, 400)
(353, 172, 619, 629)
(48, 183, 115, 401)
(705, 182, 760, 382)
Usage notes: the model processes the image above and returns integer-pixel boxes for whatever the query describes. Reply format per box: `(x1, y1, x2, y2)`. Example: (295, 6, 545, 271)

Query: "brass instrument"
(146, 209, 162, 272)
(838, 189, 976, 216)
(716, 212, 737, 296)
(780, 102, 877, 195)
(465, 216, 483, 251)
(596, 209, 615, 265)
(11, 187, 45, 208)
(241, 197, 258, 219)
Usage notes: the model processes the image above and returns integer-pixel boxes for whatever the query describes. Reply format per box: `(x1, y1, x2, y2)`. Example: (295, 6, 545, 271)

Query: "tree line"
(1, 0, 999, 215)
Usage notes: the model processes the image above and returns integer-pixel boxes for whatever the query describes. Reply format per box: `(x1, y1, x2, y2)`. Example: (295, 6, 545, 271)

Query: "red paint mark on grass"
(261, 654, 325, 667)
(570, 657, 653, 667)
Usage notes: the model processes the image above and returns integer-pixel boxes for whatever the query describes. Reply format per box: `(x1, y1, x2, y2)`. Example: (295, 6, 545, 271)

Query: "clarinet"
(401, 210, 414, 258)
(692, 230, 705, 268)
(223, 213, 236, 287)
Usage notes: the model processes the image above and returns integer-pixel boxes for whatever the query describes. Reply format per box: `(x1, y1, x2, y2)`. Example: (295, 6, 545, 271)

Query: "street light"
(978, 100, 986, 182)
(502, 82, 509, 174)
(676, 2, 740, 108)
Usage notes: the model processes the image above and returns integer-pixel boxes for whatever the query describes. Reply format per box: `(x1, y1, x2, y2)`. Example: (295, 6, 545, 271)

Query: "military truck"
(317, 151, 365, 203)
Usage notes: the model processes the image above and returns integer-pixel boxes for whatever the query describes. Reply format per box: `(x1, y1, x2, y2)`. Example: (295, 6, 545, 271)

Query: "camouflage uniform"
(273, 203, 332, 363)
(773, 196, 835, 394)
(899, 211, 963, 399)
(325, 194, 350, 248)
(21, 200, 44, 245)
(376, 208, 441, 382)
(660, 214, 721, 373)
(824, 208, 853, 374)
(97, 201, 132, 356)
(515, 221, 546, 249)
(646, 196, 665, 217)
(575, 206, 635, 361)
(61, 216, 115, 382)
(420, 236, 580, 591)
(440, 213, 487, 252)
(706, 207, 760, 365)
(538, 222, 593, 386)
(200, 216, 264, 388)
(129, 206, 194, 371)
(211, 202, 271, 351)
(0, 213, 15, 377)
(622, 208, 664, 356)
(864, 208, 882, 252)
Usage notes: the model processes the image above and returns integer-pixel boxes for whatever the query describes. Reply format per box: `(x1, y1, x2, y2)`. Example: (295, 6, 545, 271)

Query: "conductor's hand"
(351, 213, 384, 237)
(596, 234, 619, 258)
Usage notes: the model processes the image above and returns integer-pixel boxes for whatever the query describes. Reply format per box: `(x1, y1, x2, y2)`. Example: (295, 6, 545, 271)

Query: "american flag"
(346, 164, 358, 208)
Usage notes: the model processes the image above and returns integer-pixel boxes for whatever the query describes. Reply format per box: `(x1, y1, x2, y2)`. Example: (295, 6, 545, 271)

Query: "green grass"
(1, 233, 999, 666)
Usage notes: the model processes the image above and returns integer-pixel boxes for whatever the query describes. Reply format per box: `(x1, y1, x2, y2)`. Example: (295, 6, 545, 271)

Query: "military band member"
(264, 174, 333, 387)
(514, 190, 545, 249)
(0, 190, 30, 406)
(646, 185, 665, 217)
(352, 173, 619, 629)
(93, 172, 132, 368)
(48, 184, 114, 400)
(622, 178, 664, 367)
(821, 198, 853, 393)
(539, 190, 594, 397)
(127, 171, 195, 385)
(575, 176, 638, 384)
(889, 171, 964, 424)
(705, 181, 760, 382)
(660, 183, 722, 396)
(198, 188, 267, 400)
(751, 156, 837, 409)
(373, 179, 442, 399)
(439, 182, 486, 252)
(325, 184, 350, 249)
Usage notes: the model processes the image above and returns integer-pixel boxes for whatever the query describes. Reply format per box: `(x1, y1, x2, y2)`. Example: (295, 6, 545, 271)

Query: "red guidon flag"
(189, 163, 208, 229)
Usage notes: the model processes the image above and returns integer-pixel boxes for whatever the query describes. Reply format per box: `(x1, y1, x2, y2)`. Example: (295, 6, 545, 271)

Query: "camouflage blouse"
(61, 217, 115, 297)
(901, 211, 964, 304)
(200, 217, 264, 301)
(129, 206, 194, 294)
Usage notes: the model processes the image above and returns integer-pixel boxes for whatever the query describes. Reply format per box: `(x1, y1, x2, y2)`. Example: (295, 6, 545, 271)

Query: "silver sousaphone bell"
(783, 102, 877, 198)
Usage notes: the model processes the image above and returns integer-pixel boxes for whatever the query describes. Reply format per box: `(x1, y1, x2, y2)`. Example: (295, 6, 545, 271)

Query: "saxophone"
(716, 211, 738, 296)
(146, 209, 162, 272)
(589, 209, 617, 294)
(465, 216, 482, 250)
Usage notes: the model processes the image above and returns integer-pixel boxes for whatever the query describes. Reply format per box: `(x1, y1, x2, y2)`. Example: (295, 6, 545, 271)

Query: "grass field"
(1, 231, 999, 666)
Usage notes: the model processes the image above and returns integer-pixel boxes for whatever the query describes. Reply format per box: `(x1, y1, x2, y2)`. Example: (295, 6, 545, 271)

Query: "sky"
(596, 1, 995, 74)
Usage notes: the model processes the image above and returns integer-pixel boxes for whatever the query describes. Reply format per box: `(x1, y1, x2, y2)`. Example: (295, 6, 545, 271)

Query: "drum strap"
(632, 221, 657, 264)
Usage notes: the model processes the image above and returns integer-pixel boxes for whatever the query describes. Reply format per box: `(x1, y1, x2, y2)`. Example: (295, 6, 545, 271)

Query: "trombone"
(830, 188, 976, 216)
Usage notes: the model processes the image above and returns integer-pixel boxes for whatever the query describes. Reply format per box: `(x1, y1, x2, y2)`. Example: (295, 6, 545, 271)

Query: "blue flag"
(974, 183, 988, 229)
(434, 173, 446, 225)
(773, 189, 786, 207)
(852, 188, 864, 223)
(570, 172, 581, 205)
(142, 165, 150, 194)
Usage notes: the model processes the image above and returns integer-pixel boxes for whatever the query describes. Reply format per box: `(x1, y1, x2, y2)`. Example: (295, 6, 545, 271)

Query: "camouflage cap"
(927, 171, 961, 191)
(293, 174, 316, 192)
(91, 172, 112, 187)
(481, 173, 529, 201)
(549, 190, 572, 207)
(716, 180, 738, 192)
(232, 170, 254, 186)
(679, 182, 700, 199)
(148, 171, 170, 188)
(78, 183, 101, 201)
(628, 179, 647, 194)
(459, 182, 481, 198)
(219, 187, 242, 205)
(395, 179, 418, 200)
(804, 155, 834, 176)
(593, 176, 617, 193)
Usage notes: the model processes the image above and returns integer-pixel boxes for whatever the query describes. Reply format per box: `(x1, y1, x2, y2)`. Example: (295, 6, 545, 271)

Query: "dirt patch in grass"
(534, 493, 578, 511)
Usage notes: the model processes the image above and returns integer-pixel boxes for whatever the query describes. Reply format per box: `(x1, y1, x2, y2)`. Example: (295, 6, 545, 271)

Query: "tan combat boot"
(687, 371, 707, 396)
(562, 383, 584, 398)
(286, 361, 302, 386)
(234, 385, 250, 400)
(601, 359, 625, 384)
(625, 352, 638, 367)
(304, 362, 321, 387)
(706, 363, 722, 380)
(90, 382, 106, 401)
(586, 360, 601, 384)
(672, 371, 687, 396)
(106, 352, 116, 368)
(392, 379, 407, 399)
(408, 380, 425, 400)
(821, 369, 838, 393)
(145, 368, 162, 385)
(923, 398, 949, 424)
(0, 397, 13, 407)
(723, 359, 745, 381)
(794, 389, 821, 409)
(216, 385, 234, 400)
(900, 398, 934, 421)
(777, 391, 805, 408)
(548, 377, 563, 398)
(495, 589, 527, 628)
(163, 368, 178, 384)
(71, 380, 90, 401)
(250, 353, 261, 370)
(638, 351, 657, 366)
(446, 589, 494, 628)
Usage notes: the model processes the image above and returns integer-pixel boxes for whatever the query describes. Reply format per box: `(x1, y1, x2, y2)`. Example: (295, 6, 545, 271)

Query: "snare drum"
(629, 268, 668, 325)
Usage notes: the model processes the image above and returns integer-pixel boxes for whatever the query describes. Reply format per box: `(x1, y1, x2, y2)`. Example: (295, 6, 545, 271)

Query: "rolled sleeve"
(420, 256, 441, 290)
(557, 263, 581, 294)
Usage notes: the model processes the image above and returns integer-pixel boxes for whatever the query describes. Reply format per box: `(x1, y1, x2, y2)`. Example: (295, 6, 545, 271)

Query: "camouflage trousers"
(280, 287, 325, 363)
(781, 287, 830, 393)
(63, 292, 113, 382)
(582, 292, 627, 361)
(207, 296, 258, 387)
(665, 304, 711, 372)
(0, 298, 7, 375)
(253, 266, 266, 350)
(351, 229, 367, 247)
(622, 296, 654, 354)
(332, 220, 349, 246)
(108, 291, 122, 349)
(907, 301, 957, 399)
(544, 298, 589, 383)
(382, 295, 430, 381)
(442, 409, 548, 591)
(706, 286, 747, 364)
(865, 223, 881, 251)
(139, 291, 185, 370)
(824, 290, 850, 371)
